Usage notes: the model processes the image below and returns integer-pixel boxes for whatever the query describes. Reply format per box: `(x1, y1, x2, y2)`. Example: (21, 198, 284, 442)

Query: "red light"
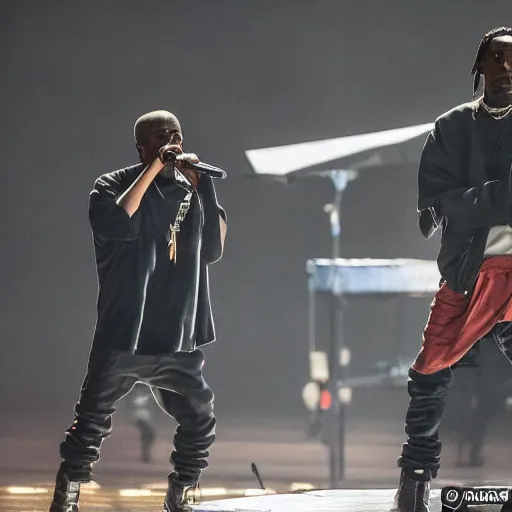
(320, 390, 332, 410)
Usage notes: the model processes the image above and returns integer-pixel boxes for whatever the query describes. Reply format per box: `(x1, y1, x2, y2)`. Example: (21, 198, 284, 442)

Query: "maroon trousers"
(413, 255, 512, 374)
(398, 255, 512, 477)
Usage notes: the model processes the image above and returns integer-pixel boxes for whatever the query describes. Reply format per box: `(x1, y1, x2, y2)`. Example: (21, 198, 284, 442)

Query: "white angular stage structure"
(245, 123, 442, 490)
(245, 122, 435, 180)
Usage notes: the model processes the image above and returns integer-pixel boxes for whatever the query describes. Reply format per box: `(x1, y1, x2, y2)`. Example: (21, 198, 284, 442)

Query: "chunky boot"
(49, 468, 81, 512)
(163, 472, 196, 512)
(390, 468, 431, 512)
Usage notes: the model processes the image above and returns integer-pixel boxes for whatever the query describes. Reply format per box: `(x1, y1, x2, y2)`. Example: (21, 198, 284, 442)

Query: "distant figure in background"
(452, 358, 489, 468)
(450, 339, 512, 468)
(391, 27, 512, 512)
(449, 341, 499, 467)
(49, 110, 227, 512)
(132, 384, 156, 463)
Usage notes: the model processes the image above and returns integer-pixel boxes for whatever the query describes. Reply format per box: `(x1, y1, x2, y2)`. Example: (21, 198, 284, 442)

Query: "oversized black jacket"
(418, 102, 512, 296)
(88, 164, 226, 355)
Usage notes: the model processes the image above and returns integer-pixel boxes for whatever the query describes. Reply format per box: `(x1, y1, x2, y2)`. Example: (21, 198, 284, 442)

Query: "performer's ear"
(136, 144, 145, 163)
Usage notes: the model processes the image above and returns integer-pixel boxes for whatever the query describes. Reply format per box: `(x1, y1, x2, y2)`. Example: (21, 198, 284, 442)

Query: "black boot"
(163, 472, 196, 512)
(49, 468, 81, 512)
(390, 468, 431, 512)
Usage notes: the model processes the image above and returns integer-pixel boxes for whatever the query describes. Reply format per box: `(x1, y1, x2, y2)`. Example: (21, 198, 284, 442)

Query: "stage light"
(119, 488, 153, 497)
(244, 488, 276, 496)
(302, 381, 321, 411)
(320, 389, 333, 411)
(6, 486, 48, 494)
(289, 482, 315, 491)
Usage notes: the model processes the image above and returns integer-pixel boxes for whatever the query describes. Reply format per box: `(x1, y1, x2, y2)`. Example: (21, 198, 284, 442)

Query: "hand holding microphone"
(156, 144, 200, 186)
(158, 144, 227, 180)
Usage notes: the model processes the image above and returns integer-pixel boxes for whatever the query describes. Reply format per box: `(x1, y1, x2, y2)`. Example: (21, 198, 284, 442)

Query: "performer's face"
(482, 35, 512, 104)
(136, 121, 183, 165)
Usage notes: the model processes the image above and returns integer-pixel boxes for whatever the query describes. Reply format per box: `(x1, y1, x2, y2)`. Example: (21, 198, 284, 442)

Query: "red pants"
(413, 255, 512, 374)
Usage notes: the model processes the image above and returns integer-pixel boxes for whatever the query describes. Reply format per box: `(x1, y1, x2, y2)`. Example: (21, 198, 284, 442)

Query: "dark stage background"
(2, 0, 512, 425)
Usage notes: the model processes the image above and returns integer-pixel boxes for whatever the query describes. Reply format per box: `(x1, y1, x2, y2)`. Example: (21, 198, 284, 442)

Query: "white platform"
(192, 489, 504, 512)
(307, 258, 441, 295)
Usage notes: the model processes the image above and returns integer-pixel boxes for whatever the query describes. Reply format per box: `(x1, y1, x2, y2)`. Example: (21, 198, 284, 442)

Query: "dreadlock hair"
(133, 110, 182, 146)
(470, 26, 512, 97)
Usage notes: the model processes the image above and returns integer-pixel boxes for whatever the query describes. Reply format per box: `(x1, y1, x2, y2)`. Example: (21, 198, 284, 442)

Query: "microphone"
(161, 150, 227, 179)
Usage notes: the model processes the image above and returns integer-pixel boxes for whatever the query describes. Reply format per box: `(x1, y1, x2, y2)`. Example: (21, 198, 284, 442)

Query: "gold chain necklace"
(154, 169, 194, 264)
(481, 100, 512, 120)
(168, 170, 195, 263)
(168, 189, 193, 263)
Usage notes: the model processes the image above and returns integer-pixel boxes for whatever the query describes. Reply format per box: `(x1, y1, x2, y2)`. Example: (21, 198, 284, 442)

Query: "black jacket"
(418, 102, 512, 296)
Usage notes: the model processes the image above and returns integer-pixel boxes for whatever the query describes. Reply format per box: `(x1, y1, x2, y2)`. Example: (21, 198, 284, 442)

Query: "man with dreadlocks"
(391, 27, 512, 512)
(48, 110, 227, 512)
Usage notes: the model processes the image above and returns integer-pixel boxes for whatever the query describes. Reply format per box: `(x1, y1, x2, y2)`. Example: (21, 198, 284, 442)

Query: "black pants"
(398, 322, 512, 477)
(59, 348, 215, 485)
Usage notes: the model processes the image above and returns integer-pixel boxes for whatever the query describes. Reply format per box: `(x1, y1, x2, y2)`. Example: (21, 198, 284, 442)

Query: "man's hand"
(157, 144, 201, 188)
(219, 214, 227, 253)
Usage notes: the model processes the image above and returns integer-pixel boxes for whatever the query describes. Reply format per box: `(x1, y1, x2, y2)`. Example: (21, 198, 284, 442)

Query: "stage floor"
(2, 413, 512, 511)
(2, 486, 509, 512)
(194, 489, 443, 512)
(196, 488, 508, 512)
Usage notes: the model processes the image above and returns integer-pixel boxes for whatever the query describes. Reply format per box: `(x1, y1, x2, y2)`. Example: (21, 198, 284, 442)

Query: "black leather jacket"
(418, 102, 512, 296)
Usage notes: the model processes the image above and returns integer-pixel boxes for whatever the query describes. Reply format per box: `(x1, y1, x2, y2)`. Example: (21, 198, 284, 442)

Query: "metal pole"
(328, 182, 342, 487)
(325, 170, 357, 488)
(308, 272, 316, 355)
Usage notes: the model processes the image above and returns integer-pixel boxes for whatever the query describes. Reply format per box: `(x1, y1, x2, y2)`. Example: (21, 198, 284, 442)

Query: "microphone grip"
(160, 150, 178, 164)
(161, 150, 227, 179)
(188, 162, 227, 179)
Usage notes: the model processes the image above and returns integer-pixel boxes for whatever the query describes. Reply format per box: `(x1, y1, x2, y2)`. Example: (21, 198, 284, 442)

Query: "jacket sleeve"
(88, 174, 141, 242)
(198, 175, 226, 264)
(417, 116, 510, 237)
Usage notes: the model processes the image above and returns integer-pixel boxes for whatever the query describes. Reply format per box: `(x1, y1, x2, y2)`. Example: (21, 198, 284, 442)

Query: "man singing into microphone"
(49, 110, 227, 512)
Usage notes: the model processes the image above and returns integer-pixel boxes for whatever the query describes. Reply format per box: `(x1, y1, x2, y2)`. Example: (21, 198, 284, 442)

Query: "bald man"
(49, 111, 227, 512)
